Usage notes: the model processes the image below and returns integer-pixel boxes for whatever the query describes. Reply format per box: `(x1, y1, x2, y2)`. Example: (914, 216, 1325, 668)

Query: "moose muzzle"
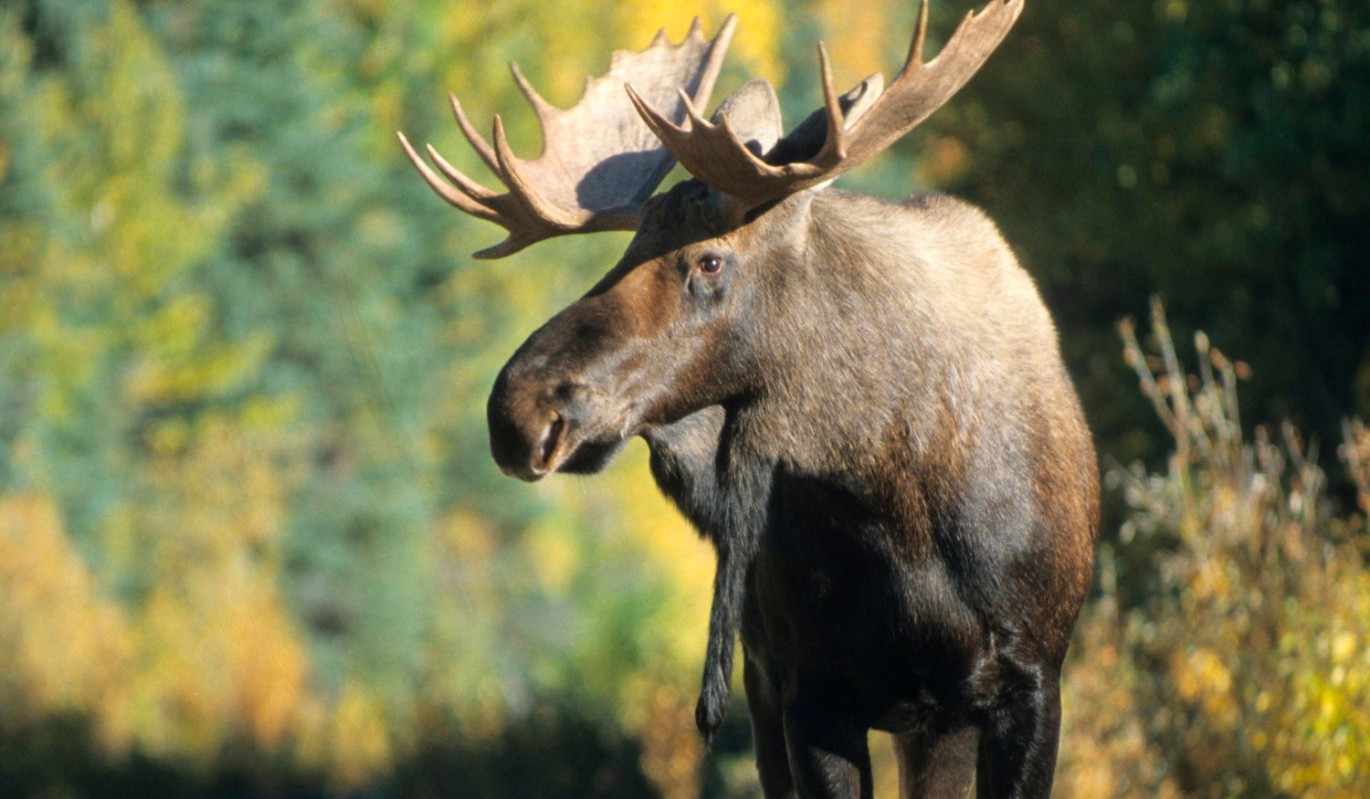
(488, 366, 584, 482)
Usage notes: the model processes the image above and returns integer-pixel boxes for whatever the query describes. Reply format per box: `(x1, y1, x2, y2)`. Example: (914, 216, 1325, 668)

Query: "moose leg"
(892, 727, 978, 799)
(783, 682, 873, 799)
(744, 655, 797, 798)
(974, 670, 1061, 799)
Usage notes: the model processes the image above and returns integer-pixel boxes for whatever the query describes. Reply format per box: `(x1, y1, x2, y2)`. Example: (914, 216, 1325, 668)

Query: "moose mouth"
(510, 412, 630, 482)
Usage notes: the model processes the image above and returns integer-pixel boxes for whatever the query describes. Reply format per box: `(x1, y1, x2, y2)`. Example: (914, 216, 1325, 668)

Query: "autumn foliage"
(1, 1, 1367, 797)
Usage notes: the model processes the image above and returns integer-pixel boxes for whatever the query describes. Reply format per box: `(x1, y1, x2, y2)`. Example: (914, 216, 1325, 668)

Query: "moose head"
(400, 0, 1023, 484)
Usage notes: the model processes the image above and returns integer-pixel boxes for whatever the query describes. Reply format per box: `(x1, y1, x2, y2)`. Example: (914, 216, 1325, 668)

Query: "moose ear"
(710, 78, 784, 158)
(766, 73, 885, 168)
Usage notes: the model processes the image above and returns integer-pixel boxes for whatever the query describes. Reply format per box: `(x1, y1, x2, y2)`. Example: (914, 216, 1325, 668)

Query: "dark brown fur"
(487, 182, 1098, 798)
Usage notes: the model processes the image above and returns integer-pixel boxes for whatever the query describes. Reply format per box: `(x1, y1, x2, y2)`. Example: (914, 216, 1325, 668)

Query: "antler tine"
(397, 131, 501, 222)
(425, 143, 499, 202)
(907, 0, 931, 73)
(815, 42, 848, 161)
(490, 114, 583, 229)
(625, 83, 689, 139)
(628, 82, 802, 202)
(676, 88, 711, 131)
(400, 16, 737, 258)
(634, 0, 1023, 210)
(448, 93, 501, 178)
(509, 62, 557, 130)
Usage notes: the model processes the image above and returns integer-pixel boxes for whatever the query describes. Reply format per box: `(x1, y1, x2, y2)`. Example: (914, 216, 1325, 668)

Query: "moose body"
(401, 1, 1097, 795)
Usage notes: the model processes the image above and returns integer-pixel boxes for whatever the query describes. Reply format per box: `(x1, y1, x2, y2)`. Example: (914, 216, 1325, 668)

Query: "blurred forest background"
(0, 0, 1367, 797)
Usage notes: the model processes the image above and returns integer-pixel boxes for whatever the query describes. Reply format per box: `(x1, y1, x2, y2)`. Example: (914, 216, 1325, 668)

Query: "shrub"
(1057, 301, 1370, 798)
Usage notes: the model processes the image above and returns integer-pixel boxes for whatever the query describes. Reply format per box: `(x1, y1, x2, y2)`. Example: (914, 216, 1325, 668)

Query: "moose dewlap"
(400, 1, 1098, 796)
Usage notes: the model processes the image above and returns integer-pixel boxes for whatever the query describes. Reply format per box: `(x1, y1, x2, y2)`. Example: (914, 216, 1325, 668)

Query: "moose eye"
(698, 255, 724, 275)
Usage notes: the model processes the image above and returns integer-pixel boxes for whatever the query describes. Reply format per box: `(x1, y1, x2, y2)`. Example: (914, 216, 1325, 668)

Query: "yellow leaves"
(915, 134, 970, 187)
(331, 683, 395, 787)
(586, 442, 716, 797)
(108, 416, 317, 762)
(130, 587, 309, 758)
(128, 586, 226, 763)
(440, 508, 497, 562)
(615, 0, 784, 83)
(0, 494, 133, 751)
(94, 3, 183, 176)
(124, 297, 271, 405)
(1190, 558, 1232, 602)
(299, 681, 394, 791)
(1080, 303, 1370, 796)
(1055, 604, 1182, 799)
(635, 685, 704, 799)
(141, 419, 294, 552)
(525, 518, 579, 594)
(1330, 630, 1357, 664)
(229, 594, 310, 750)
(812, 0, 887, 84)
(440, 0, 779, 114)
(604, 441, 714, 670)
(1170, 647, 1236, 727)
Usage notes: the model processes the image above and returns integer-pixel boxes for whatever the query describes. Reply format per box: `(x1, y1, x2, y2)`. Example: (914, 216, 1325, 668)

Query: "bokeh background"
(1, 0, 1367, 796)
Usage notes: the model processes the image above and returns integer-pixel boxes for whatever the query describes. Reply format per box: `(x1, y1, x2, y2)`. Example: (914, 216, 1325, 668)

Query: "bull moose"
(399, 0, 1098, 795)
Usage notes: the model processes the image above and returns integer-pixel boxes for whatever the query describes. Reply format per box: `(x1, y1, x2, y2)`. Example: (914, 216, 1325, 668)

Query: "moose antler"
(400, 17, 736, 258)
(627, 0, 1023, 206)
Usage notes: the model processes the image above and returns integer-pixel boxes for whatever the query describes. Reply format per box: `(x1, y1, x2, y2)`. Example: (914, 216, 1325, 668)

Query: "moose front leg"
(782, 680, 874, 799)
(893, 726, 978, 799)
(744, 651, 796, 798)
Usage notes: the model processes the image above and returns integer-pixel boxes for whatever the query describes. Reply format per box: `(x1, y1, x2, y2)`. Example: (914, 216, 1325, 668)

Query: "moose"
(400, 0, 1098, 795)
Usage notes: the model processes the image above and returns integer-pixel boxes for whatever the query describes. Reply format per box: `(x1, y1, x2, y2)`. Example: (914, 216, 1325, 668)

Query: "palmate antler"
(627, 0, 1024, 207)
(404, 1, 1021, 255)
(399, 17, 736, 258)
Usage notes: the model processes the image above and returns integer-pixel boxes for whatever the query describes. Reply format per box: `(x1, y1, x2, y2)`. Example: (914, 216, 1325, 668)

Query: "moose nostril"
(554, 382, 585, 402)
(537, 414, 565, 468)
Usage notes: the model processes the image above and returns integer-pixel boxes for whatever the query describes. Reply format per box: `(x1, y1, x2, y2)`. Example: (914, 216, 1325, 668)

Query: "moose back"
(400, 1, 1098, 796)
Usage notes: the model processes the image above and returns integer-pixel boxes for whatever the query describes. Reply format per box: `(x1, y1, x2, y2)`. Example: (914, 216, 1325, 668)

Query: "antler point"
(912, 0, 931, 63)
(473, 239, 515, 259)
(490, 113, 512, 158)
(677, 87, 709, 129)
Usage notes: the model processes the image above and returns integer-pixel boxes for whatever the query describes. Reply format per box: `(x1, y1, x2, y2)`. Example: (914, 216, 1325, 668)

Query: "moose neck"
(730, 191, 951, 467)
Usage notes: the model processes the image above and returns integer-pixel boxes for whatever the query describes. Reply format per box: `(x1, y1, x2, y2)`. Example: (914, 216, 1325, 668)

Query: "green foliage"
(1, 1, 748, 794)
(924, 0, 1370, 464)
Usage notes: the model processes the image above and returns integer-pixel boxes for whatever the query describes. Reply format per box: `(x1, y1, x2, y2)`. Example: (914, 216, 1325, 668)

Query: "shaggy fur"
(487, 179, 1098, 798)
